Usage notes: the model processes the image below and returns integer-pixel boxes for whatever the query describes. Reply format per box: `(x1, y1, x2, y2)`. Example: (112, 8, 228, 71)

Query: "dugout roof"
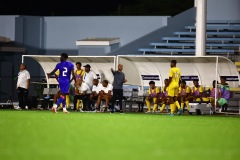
(22, 55, 239, 88)
(117, 55, 240, 88)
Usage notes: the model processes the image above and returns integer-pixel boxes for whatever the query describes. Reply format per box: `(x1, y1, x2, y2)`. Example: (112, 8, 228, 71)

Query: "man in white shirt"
(96, 80, 113, 112)
(82, 64, 98, 90)
(89, 79, 102, 111)
(16, 63, 30, 110)
(73, 79, 90, 111)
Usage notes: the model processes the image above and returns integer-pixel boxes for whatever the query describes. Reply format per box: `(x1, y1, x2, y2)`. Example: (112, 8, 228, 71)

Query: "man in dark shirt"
(111, 64, 127, 113)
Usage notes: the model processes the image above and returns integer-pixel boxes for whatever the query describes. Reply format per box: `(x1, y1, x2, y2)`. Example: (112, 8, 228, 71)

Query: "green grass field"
(0, 110, 240, 160)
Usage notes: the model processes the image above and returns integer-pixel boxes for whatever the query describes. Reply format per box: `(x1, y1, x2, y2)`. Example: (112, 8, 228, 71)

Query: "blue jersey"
(55, 61, 74, 83)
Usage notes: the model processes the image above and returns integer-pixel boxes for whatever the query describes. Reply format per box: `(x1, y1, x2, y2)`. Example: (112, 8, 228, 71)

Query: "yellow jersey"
(75, 69, 85, 79)
(148, 87, 160, 98)
(192, 85, 203, 96)
(169, 67, 181, 87)
(179, 86, 191, 95)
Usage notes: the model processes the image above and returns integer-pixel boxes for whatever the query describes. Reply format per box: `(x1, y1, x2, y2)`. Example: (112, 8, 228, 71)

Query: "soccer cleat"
(63, 110, 69, 114)
(145, 110, 151, 113)
(52, 107, 57, 113)
(177, 108, 182, 115)
(14, 106, 22, 110)
(169, 113, 174, 116)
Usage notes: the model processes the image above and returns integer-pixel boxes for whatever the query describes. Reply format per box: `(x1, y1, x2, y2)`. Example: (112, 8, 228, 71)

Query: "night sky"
(0, 0, 193, 16)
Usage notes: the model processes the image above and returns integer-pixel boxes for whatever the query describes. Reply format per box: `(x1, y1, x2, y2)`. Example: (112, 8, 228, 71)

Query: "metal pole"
(214, 56, 218, 112)
(195, 0, 207, 56)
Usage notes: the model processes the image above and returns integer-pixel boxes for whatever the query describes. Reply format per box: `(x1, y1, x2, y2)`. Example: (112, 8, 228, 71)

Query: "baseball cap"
(83, 64, 91, 68)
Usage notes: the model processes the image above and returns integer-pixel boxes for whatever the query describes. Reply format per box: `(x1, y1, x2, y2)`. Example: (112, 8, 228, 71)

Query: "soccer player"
(178, 80, 191, 113)
(47, 53, 75, 113)
(71, 62, 85, 82)
(159, 79, 170, 113)
(191, 79, 203, 101)
(219, 76, 230, 111)
(167, 60, 181, 116)
(209, 80, 221, 113)
(145, 81, 160, 113)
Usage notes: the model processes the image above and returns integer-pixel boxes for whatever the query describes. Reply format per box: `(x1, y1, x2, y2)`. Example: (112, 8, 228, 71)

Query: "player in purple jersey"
(47, 53, 76, 113)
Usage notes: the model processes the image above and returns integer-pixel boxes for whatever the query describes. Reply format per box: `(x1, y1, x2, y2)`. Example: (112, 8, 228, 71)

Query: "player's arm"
(71, 69, 76, 83)
(111, 68, 115, 75)
(27, 79, 30, 90)
(47, 68, 58, 78)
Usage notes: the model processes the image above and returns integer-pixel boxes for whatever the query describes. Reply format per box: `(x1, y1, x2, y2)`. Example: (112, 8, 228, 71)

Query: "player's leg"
(153, 97, 158, 112)
(145, 96, 152, 113)
(160, 98, 166, 113)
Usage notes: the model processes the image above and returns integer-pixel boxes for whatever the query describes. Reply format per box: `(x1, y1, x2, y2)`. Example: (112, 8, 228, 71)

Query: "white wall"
(0, 15, 18, 41)
(44, 16, 168, 50)
(207, 0, 240, 20)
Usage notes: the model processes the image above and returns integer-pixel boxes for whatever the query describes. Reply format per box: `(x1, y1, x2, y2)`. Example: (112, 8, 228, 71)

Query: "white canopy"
(22, 55, 115, 85)
(117, 55, 240, 88)
(22, 55, 239, 88)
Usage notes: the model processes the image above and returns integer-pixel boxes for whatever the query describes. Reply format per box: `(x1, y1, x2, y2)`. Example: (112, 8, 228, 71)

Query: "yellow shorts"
(168, 84, 179, 97)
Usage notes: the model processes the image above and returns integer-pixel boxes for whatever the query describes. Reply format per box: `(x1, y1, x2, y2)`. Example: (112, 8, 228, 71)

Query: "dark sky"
(0, 0, 193, 16)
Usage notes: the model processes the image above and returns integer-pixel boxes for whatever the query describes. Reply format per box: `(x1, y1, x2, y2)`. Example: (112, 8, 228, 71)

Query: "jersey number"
(63, 67, 67, 77)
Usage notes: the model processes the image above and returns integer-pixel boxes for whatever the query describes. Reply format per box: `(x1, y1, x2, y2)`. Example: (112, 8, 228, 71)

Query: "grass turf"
(0, 110, 240, 160)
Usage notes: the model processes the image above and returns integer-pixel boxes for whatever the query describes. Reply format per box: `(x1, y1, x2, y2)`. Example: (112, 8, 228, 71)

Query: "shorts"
(59, 81, 70, 94)
(168, 84, 179, 97)
(218, 98, 228, 106)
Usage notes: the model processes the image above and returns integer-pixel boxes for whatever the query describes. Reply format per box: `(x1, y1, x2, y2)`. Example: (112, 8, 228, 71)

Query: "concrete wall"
(207, 0, 240, 20)
(44, 16, 168, 54)
(0, 15, 17, 41)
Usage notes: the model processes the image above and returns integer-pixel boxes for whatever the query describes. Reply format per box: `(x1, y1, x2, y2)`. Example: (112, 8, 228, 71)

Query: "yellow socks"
(160, 104, 166, 112)
(175, 101, 180, 109)
(153, 104, 158, 111)
(181, 103, 184, 109)
(186, 101, 190, 110)
(146, 100, 151, 111)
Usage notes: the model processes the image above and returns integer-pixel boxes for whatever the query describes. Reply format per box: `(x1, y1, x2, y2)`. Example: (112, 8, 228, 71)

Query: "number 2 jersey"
(55, 61, 74, 84)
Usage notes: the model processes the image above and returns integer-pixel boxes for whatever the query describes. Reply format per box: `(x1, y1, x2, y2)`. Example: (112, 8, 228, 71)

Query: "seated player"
(74, 79, 90, 111)
(89, 79, 102, 111)
(145, 81, 160, 113)
(190, 79, 203, 102)
(96, 80, 113, 112)
(219, 76, 230, 111)
(159, 79, 170, 113)
(208, 80, 221, 113)
(178, 80, 191, 112)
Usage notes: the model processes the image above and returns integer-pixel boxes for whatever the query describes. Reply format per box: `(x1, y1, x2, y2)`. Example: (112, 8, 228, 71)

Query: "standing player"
(167, 60, 181, 116)
(47, 53, 75, 113)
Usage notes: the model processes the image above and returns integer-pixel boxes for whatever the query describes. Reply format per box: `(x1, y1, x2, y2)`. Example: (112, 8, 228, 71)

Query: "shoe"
(120, 110, 124, 114)
(145, 111, 151, 113)
(177, 108, 182, 115)
(25, 106, 28, 110)
(169, 113, 174, 116)
(63, 110, 69, 114)
(14, 106, 22, 110)
(52, 107, 57, 113)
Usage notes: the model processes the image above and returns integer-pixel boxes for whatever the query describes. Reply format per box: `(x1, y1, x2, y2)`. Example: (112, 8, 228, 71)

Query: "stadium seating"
(138, 20, 240, 57)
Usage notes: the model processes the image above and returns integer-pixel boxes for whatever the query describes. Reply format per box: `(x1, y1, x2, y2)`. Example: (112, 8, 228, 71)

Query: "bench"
(162, 37, 240, 43)
(174, 32, 240, 38)
(138, 48, 235, 55)
(149, 42, 240, 50)
(185, 26, 240, 32)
